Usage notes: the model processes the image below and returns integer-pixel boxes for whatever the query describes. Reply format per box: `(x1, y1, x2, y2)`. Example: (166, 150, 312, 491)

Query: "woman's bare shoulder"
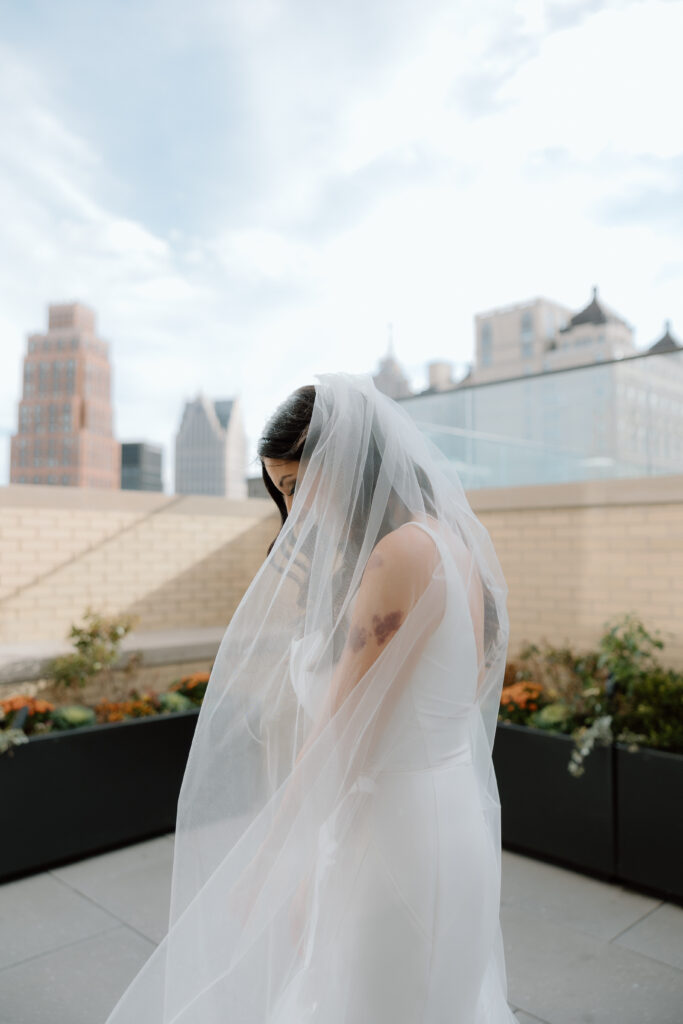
(362, 521, 440, 590)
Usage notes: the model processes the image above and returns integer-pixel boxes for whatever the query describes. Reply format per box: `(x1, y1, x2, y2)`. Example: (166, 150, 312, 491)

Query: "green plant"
(611, 664, 683, 754)
(47, 607, 140, 691)
(0, 727, 30, 756)
(596, 613, 665, 695)
(528, 701, 574, 732)
(51, 705, 97, 730)
(0, 705, 30, 756)
(507, 612, 682, 776)
(169, 672, 210, 705)
(568, 714, 614, 778)
(158, 691, 195, 713)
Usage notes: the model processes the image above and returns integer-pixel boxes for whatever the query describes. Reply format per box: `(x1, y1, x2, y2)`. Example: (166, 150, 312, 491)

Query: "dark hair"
(257, 382, 438, 559)
(258, 384, 500, 663)
(257, 385, 317, 554)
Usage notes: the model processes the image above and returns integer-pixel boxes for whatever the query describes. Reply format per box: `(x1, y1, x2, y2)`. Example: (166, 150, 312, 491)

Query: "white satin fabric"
(101, 372, 515, 1024)
(273, 520, 515, 1023)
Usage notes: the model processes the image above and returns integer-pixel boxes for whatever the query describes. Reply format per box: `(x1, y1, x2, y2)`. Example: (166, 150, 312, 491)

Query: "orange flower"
(500, 681, 543, 710)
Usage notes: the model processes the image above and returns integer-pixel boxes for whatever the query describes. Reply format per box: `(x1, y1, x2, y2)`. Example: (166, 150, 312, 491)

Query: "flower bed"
(493, 613, 683, 903)
(0, 708, 201, 883)
(0, 672, 209, 756)
(1, 611, 680, 900)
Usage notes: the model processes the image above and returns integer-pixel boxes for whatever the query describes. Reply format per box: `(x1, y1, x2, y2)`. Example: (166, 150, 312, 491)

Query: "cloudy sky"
(1, 0, 682, 491)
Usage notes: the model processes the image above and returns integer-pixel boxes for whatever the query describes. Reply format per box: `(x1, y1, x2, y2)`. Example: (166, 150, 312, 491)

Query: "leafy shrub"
(51, 705, 97, 730)
(158, 691, 195, 713)
(47, 606, 140, 691)
(500, 612, 683, 776)
(169, 672, 210, 705)
(528, 701, 574, 732)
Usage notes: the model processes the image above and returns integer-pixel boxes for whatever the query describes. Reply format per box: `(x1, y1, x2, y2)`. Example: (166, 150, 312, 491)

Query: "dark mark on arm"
(372, 611, 404, 645)
(348, 624, 368, 652)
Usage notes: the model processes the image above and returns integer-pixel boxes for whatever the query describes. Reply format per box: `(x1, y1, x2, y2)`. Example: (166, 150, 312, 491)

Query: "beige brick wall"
(468, 474, 683, 668)
(0, 485, 280, 643)
(1, 477, 681, 668)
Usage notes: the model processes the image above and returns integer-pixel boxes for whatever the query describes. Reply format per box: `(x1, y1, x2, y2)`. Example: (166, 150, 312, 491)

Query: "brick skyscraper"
(10, 302, 121, 488)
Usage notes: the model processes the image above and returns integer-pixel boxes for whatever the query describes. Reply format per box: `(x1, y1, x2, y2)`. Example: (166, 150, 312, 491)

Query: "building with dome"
(398, 303, 683, 489)
(469, 287, 639, 385)
(647, 320, 682, 355)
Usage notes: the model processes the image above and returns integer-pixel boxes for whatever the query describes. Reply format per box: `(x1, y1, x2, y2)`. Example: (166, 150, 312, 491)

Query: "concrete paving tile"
(614, 902, 683, 972)
(50, 838, 174, 944)
(51, 833, 173, 887)
(0, 872, 118, 971)
(500, 849, 660, 941)
(501, 903, 683, 1024)
(0, 925, 155, 1024)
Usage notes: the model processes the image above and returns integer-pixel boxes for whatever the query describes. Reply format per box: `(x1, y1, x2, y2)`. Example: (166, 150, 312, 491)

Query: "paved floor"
(0, 835, 681, 1024)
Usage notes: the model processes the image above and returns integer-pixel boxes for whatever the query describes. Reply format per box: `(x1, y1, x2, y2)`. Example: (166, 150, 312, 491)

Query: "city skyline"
(1, 0, 682, 492)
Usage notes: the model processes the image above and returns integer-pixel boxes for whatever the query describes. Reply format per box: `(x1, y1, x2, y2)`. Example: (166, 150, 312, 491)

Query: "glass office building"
(399, 349, 683, 490)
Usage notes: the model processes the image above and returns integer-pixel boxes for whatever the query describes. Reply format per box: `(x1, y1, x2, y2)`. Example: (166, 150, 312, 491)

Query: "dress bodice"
(289, 520, 479, 773)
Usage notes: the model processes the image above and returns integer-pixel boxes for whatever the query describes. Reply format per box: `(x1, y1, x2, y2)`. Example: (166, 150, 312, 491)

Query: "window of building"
(62, 403, 72, 431)
(520, 310, 534, 359)
(545, 310, 555, 339)
(481, 322, 492, 367)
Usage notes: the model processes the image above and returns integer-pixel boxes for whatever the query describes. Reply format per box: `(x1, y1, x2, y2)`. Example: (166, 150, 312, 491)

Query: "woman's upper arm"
(327, 526, 441, 713)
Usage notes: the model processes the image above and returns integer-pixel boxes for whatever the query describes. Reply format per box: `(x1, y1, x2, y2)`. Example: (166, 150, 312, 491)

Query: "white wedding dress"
(102, 373, 516, 1024)
(275, 521, 515, 1023)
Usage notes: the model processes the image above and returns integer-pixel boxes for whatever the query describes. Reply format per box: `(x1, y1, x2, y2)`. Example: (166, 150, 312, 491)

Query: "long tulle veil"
(103, 370, 510, 1023)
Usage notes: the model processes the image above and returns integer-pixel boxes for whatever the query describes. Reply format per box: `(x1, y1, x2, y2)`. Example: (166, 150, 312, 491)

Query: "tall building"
(400, 321, 683, 489)
(544, 286, 636, 372)
(174, 393, 247, 498)
(372, 326, 413, 399)
(426, 361, 455, 392)
(471, 296, 573, 384)
(470, 287, 637, 384)
(121, 442, 163, 491)
(10, 302, 120, 488)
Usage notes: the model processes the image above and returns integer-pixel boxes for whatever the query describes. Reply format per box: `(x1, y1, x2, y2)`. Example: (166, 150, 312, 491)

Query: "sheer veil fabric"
(103, 371, 516, 1023)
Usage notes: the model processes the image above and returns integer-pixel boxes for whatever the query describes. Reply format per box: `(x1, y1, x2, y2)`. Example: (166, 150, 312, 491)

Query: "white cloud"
(1, 0, 682, 492)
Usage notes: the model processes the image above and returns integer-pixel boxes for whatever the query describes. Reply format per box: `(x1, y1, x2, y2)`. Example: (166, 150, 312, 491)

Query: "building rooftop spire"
(648, 319, 682, 354)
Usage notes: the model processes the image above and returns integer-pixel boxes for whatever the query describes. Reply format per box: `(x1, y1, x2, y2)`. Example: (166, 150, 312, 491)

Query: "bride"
(104, 371, 516, 1022)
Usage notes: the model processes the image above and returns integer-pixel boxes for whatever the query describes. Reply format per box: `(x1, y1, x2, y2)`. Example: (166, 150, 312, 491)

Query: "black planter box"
(0, 709, 200, 884)
(492, 721, 616, 879)
(615, 742, 683, 903)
